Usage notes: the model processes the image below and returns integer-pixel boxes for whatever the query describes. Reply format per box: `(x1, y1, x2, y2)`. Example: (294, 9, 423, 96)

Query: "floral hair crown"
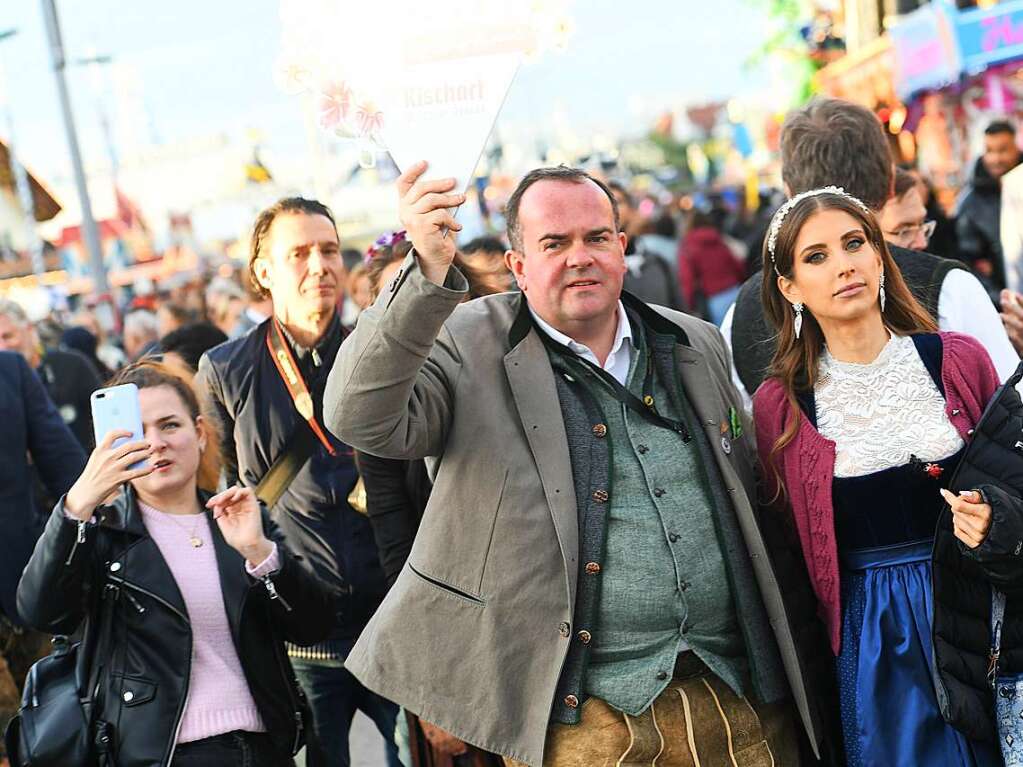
(365, 229, 407, 262)
(766, 186, 870, 275)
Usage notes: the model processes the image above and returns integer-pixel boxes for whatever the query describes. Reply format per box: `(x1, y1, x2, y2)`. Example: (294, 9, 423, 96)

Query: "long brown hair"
(108, 357, 222, 492)
(761, 192, 936, 466)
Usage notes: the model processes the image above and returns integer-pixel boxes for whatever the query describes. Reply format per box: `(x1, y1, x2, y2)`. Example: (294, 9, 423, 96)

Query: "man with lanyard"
(324, 165, 836, 766)
(197, 198, 398, 767)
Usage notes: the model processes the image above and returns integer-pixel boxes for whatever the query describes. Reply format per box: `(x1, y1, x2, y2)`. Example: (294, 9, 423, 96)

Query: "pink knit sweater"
(138, 502, 279, 743)
(752, 332, 1001, 654)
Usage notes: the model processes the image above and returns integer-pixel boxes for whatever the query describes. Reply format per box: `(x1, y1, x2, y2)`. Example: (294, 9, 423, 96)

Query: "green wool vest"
(581, 343, 748, 715)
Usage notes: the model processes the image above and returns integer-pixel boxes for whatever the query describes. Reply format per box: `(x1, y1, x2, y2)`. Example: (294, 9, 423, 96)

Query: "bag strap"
(254, 424, 318, 509)
(266, 317, 337, 457)
(989, 588, 1008, 688)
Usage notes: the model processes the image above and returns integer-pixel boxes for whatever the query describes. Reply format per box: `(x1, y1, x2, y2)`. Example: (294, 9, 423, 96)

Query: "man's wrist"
(418, 257, 452, 287)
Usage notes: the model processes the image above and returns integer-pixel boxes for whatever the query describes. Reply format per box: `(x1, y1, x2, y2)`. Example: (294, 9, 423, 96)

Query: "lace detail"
(816, 335, 963, 478)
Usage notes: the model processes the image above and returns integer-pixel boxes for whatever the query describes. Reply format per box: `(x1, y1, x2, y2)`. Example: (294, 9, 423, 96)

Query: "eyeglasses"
(886, 220, 937, 245)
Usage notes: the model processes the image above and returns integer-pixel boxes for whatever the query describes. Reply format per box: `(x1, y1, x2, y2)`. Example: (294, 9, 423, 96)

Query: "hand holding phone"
(65, 430, 154, 521)
(64, 385, 154, 521)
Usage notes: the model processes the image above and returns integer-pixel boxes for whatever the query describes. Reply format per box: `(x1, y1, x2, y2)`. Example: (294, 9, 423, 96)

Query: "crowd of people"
(1, 95, 1023, 767)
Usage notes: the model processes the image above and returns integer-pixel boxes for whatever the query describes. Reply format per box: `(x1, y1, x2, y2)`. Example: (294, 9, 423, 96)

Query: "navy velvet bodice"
(832, 448, 963, 553)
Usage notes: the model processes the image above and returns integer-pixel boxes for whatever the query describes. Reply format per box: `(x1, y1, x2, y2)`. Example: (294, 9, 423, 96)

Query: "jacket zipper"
(262, 574, 292, 611)
(65, 520, 88, 566)
(257, 582, 304, 754)
(106, 574, 192, 766)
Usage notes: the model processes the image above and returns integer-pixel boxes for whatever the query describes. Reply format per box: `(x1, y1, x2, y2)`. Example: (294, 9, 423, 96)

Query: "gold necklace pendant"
(190, 536, 203, 548)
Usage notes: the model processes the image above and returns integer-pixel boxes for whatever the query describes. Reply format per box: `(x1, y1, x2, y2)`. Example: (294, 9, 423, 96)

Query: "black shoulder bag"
(4, 580, 120, 767)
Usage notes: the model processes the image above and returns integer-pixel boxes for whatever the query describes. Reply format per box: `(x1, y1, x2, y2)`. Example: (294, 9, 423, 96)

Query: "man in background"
(957, 119, 1022, 293)
(0, 351, 85, 762)
(0, 298, 101, 450)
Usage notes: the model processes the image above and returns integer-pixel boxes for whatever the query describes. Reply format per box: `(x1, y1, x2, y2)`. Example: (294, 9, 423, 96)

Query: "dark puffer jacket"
(197, 315, 389, 643)
(956, 157, 1012, 293)
(937, 360, 1023, 741)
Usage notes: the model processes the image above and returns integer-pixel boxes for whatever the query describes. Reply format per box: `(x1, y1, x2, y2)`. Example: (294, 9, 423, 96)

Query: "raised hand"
(206, 485, 273, 566)
(65, 430, 154, 521)
(940, 488, 993, 549)
(397, 161, 465, 286)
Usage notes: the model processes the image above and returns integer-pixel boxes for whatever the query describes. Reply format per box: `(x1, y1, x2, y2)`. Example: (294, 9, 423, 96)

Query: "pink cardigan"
(752, 332, 1001, 654)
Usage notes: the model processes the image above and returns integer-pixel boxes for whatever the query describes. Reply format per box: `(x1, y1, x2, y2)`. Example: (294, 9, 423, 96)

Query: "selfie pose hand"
(206, 485, 273, 566)
(397, 160, 465, 286)
(64, 430, 153, 521)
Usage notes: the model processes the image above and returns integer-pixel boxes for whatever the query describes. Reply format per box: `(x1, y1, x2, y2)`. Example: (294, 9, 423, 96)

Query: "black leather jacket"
(16, 488, 334, 767)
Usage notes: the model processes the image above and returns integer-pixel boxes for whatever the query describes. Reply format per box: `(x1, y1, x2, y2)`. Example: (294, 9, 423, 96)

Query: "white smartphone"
(91, 383, 147, 470)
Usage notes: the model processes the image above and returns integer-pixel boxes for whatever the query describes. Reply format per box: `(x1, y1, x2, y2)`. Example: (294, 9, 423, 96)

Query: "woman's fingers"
(206, 485, 245, 509)
(112, 439, 151, 462)
(127, 464, 155, 481)
(99, 429, 135, 450)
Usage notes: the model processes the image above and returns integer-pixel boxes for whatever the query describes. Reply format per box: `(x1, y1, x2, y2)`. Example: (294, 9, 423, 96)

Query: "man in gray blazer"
(325, 163, 831, 766)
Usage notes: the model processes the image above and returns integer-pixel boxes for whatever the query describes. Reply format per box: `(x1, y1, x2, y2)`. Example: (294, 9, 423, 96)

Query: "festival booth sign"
(889, 2, 962, 103)
(276, 1, 572, 195)
(956, 0, 1023, 75)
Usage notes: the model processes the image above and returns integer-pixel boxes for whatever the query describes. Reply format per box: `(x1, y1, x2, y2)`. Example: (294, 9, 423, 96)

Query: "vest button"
(592, 423, 607, 438)
(122, 690, 134, 703)
(558, 622, 571, 638)
(592, 489, 609, 503)
(585, 562, 601, 575)
(577, 630, 591, 644)
(669, 533, 680, 543)
(654, 488, 665, 498)
(637, 444, 649, 454)
(564, 695, 579, 708)
(656, 671, 668, 681)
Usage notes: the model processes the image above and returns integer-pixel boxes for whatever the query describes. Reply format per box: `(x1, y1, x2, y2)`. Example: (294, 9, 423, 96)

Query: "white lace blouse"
(815, 334, 964, 478)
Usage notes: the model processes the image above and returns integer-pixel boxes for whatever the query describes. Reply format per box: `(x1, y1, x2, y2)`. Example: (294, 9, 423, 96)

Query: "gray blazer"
(324, 256, 823, 766)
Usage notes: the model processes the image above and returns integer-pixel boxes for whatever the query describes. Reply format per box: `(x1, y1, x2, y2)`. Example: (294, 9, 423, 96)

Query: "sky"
(0, 1, 771, 185)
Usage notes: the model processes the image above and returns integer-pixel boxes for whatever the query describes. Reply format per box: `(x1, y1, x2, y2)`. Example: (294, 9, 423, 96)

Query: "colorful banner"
(890, 0, 1023, 100)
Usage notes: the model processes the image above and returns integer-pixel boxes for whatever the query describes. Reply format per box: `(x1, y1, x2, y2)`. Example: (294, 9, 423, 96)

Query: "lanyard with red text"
(266, 317, 337, 457)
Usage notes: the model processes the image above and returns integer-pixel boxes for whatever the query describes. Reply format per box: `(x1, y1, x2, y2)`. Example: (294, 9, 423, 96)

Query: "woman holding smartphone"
(16, 359, 333, 767)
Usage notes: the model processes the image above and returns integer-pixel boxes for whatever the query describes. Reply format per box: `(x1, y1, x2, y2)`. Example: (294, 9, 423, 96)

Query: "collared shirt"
(276, 311, 342, 369)
(529, 300, 635, 385)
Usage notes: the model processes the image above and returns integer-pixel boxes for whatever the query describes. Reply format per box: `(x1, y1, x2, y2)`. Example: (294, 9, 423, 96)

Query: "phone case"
(91, 383, 147, 470)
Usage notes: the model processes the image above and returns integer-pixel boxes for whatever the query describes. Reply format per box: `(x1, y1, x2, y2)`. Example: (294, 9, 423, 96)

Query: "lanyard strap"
(537, 328, 691, 441)
(266, 317, 337, 457)
(990, 588, 1007, 687)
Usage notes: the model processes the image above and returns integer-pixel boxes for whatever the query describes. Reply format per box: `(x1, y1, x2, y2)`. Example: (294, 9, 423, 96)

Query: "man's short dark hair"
(505, 167, 619, 251)
(893, 167, 918, 200)
(160, 322, 229, 372)
(781, 98, 893, 211)
(461, 236, 506, 257)
(606, 180, 635, 208)
(986, 119, 1016, 138)
(249, 197, 339, 299)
